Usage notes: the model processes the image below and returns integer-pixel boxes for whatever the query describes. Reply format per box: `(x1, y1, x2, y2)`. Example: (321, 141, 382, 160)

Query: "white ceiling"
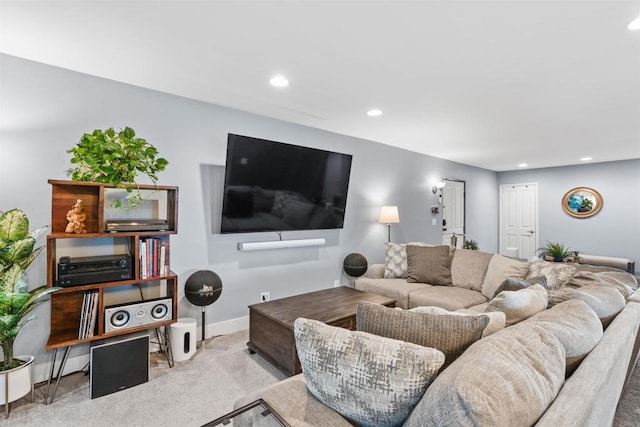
(1, 0, 639, 171)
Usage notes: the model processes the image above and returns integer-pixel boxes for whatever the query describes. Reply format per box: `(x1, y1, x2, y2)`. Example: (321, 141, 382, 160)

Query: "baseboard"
(32, 315, 250, 384)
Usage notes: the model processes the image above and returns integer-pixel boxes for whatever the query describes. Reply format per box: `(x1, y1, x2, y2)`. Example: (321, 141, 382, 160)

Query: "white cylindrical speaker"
(169, 317, 197, 362)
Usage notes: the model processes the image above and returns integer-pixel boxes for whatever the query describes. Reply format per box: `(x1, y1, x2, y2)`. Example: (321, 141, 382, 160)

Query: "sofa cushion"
(450, 249, 494, 291)
(356, 301, 488, 369)
(404, 323, 566, 427)
(548, 284, 625, 327)
(355, 277, 430, 309)
(485, 284, 548, 326)
(527, 261, 577, 290)
(522, 299, 603, 375)
(408, 286, 488, 311)
(294, 318, 445, 427)
(410, 306, 506, 338)
(481, 254, 530, 299)
(406, 245, 453, 285)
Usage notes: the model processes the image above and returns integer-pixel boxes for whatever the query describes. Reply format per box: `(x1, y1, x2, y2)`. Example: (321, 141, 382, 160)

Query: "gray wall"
(498, 160, 640, 262)
(0, 54, 498, 370)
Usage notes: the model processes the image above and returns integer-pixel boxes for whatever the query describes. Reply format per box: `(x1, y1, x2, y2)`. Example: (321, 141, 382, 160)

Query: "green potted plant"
(463, 239, 479, 250)
(66, 126, 169, 208)
(0, 209, 60, 411)
(536, 241, 576, 262)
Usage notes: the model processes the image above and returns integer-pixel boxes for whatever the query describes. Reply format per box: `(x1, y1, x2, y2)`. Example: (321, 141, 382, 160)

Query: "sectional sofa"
(233, 243, 640, 426)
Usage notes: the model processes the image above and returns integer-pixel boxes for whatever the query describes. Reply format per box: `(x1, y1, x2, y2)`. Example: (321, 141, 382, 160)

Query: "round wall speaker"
(185, 270, 223, 307)
(343, 253, 368, 278)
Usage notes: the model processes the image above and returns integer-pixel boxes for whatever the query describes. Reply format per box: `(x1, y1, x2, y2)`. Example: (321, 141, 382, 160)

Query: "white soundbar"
(237, 238, 326, 251)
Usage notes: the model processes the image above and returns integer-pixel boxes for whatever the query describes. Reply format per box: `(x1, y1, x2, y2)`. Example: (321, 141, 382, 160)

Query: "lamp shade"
(378, 206, 400, 224)
(343, 253, 368, 278)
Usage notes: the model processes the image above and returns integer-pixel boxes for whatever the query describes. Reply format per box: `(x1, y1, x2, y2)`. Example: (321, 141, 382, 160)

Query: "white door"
(500, 183, 538, 259)
(442, 179, 465, 247)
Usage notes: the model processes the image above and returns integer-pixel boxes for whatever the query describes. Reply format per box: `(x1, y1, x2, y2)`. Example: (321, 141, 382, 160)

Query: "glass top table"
(203, 399, 290, 427)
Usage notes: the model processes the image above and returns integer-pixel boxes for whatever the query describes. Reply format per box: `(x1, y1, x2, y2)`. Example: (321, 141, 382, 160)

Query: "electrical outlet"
(334, 279, 340, 287)
(261, 292, 270, 302)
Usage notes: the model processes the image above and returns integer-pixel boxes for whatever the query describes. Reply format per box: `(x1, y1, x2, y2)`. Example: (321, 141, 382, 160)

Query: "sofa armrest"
(362, 263, 385, 279)
(579, 254, 635, 274)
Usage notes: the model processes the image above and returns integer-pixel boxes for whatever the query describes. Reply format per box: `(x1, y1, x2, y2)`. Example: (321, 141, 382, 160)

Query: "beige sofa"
(234, 245, 640, 426)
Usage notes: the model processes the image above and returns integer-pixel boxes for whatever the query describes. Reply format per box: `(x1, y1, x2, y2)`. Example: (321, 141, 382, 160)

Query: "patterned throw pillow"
(409, 306, 506, 338)
(383, 242, 408, 278)
(527, 261, 577, 290)
(356, 301, 488, 369)
(294, 318, 445, 427)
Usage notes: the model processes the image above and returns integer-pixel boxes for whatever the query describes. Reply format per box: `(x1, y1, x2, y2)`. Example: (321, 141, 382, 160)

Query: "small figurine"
(65, 199, 88, 234)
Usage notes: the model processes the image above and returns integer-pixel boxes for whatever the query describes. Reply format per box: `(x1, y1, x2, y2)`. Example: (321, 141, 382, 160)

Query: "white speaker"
(105, 298, 173, 333)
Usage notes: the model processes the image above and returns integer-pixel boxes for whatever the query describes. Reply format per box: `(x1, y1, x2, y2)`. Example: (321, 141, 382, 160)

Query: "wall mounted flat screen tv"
(221, 134, 353, 234)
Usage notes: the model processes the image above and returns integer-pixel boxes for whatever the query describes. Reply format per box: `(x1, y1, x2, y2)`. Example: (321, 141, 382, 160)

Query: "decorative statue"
(65, 199, 88, 234)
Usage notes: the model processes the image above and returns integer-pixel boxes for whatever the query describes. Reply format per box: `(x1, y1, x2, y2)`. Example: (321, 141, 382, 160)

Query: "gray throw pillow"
(294, 318, 445, 427)
(406, 245, 452, 285)
(357, 301, 488, 369)
(495, 275, 547, 294)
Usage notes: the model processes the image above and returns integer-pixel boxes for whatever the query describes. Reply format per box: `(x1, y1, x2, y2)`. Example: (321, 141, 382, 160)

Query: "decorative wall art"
(562, 187, 603, 218)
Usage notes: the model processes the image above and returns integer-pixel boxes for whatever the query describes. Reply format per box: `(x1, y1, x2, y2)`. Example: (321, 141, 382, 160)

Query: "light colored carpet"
(5, 329, 640, 426)
(5, 330, 285, 426)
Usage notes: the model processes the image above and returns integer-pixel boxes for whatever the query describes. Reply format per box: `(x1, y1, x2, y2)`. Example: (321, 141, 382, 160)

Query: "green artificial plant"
(463, 239, 479, 250)
(536, 241, 576, 263)
(66, 126, 169, 208)
(0, 209, 61, 371)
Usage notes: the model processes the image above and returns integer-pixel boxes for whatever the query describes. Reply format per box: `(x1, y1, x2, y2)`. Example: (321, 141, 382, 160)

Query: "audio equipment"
(237, 237, 325, 251)
(104, 298, 173, 333)
(57, 254, 132, 287)
(90, 332, 149, 399)
(106, 219, 169, 232)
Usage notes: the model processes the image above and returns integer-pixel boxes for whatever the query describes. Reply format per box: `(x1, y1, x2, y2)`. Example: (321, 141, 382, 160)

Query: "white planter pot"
(0, 355, 35, 405)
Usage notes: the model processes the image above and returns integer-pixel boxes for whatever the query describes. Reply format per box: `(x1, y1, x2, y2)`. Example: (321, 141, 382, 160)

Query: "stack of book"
(139, 237, 168, 279)
(79, 290, 99, 339)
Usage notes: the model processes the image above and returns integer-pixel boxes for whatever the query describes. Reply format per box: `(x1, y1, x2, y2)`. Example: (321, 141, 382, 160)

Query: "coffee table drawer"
(328, 317, 356, 330)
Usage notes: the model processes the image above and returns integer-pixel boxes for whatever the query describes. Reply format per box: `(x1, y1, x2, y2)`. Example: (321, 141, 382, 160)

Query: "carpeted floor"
(5, 330, 285, 426)
(5, 329, 639, 426)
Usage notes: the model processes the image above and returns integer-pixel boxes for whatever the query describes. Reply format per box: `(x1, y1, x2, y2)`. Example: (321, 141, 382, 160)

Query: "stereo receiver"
(57, 254, 133, 287)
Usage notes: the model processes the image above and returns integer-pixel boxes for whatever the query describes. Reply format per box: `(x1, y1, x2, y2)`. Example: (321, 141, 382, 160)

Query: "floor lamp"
(378, 206, 400, 243)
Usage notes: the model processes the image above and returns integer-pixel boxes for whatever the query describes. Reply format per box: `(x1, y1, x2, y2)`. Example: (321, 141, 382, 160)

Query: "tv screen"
(221, 134, 352, 234)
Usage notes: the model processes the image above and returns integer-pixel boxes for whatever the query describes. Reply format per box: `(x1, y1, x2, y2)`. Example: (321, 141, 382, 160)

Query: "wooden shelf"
(46, 180, 179, 350)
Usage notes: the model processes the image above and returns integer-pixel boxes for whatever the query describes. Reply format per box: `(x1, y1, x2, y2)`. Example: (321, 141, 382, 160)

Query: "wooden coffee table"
(247, 286, 396, 376)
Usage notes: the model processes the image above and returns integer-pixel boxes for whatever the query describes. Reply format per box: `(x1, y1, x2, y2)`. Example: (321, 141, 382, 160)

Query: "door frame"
(442, 177, 466, 247)
(499, 182, 539, 259)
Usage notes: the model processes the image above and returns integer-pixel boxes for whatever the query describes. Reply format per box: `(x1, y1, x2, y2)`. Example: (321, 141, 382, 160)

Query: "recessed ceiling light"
(629, 16, 640, 30)
(580, 156, 593, 162)
(269, 75, 289, 87)
(518, 163, 528, 168)
(367, 109, 383, 117)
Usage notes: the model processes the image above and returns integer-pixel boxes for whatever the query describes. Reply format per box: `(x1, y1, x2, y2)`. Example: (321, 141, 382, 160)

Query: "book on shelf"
(139, 237, 168, 278)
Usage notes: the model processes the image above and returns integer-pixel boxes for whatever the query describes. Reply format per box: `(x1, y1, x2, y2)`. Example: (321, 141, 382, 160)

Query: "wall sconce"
(378, 206, 400, 243)
(432, 180, 446, 194)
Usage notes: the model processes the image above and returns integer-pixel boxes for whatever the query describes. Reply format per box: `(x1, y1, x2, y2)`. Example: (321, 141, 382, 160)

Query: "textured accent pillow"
(548, 284, 625, 327)
(383, 242, 409, 278)
(494, 275, 547, 294)
(357, 301, 488, 368)
(527, 261, 577, 290)
(481, 254, 530, 299)
(450, 249, 494, 291)
(294, 318, 445, 427)
(485, 284, 548, 326)
(409, 306, 506, 338)
(403, 323, 566, 427)
(522, 299, 603, 375)
(406, 245, 452, 285)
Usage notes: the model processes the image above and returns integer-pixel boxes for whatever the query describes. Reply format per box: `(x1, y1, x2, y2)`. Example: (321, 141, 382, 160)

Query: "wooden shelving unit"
(46, 180, 179, 349)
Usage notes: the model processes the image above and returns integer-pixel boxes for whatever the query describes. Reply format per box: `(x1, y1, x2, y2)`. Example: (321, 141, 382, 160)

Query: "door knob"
(528, 230, 535, 234)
